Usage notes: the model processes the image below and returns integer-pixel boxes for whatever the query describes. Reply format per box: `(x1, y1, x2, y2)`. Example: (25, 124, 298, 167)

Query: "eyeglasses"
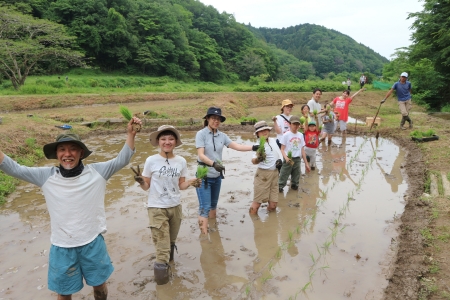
(209, 116, 221, 121)
(285, 105, 293, 109)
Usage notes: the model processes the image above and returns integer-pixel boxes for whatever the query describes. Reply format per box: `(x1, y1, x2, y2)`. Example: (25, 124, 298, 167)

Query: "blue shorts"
(48, 234, 114, 295)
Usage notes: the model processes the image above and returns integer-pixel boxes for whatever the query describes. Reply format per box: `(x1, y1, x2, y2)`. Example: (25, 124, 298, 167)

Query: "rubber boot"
(405, 116, 413, 129)
(400, 116, 406, 130)
(154, 262, 170, 285)
(169, 243, 177, 262)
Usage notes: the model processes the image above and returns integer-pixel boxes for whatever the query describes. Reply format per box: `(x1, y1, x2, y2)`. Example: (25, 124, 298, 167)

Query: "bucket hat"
(203, 107, 226, 122)
(289, 115, 301, 124)
(400, 72, 408, 78)
(149, 125, 182, 147)
(254, 120, 272, 136)
(43, 133, 92, 160)
(281, 99, 294, 109)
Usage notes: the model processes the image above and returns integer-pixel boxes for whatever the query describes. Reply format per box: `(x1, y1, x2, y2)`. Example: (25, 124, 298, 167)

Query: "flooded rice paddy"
(0, 132, 406, 299)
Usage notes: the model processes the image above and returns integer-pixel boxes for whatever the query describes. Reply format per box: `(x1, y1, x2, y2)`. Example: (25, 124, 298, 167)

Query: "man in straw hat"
(0, 117, 141, 299)
(133, 125, 200, 285)
(249, 121, 283, 215)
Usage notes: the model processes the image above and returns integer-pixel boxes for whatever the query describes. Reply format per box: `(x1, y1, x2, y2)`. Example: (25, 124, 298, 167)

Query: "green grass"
(0, 70, 350, 95)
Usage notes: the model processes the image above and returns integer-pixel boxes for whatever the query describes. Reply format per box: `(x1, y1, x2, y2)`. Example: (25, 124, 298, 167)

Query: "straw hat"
(149, 125, 182, 147)
(281, 99, 294, 109)
(254, 121, 272, 136)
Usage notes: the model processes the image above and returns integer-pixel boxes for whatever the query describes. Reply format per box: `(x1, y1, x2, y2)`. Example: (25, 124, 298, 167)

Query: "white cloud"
(199, 0, 424, 59)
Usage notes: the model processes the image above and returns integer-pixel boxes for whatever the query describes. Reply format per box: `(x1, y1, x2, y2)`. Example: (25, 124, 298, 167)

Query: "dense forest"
(0, 0, 389, 87)
(382, 0, 450, 110)
(250, 25, 389, 75)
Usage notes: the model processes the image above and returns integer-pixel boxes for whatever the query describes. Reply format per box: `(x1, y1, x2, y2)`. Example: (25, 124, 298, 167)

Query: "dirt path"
(0, 91, 447, 299)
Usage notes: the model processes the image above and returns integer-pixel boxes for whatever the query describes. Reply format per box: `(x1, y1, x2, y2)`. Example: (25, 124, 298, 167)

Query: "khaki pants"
(253, 168, 279, 203)
(148, 205, 182, 263)
(398, 99, 412, 116)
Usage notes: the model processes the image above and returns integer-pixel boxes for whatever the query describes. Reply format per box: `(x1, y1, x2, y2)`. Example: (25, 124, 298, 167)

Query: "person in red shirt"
(330, 88, 364, 133)
(304, 121, 321, 170)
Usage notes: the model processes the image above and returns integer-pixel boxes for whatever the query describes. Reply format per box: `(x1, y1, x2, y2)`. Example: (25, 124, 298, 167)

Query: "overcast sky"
(199, 0, 424, 59)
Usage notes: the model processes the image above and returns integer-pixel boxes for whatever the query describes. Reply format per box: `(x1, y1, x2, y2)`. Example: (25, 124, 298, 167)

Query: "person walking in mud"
(278, 115, 310, 192)
(381, 72, 413, 130)
(133, 125, 200, 285)
(249, 121, 282, 215)
(195, 107, 257, 235)
(272, 99, 294, 148)
(0, 117, 141, 300)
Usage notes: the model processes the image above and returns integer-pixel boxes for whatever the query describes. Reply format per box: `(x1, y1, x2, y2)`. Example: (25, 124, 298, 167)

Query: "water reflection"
(0, 132, 407, 299)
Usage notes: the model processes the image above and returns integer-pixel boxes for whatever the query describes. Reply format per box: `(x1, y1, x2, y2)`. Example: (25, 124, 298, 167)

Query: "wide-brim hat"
(254, 120, 272, 136)
(149, 125, 182, 147)
(203, 106, 226, 122)
(43, 133, 92, 160)
(281, 99, 294, 109)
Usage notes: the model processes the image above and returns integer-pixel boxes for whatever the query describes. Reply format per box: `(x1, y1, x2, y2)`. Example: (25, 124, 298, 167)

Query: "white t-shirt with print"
(142, 154, 187, 208)
(280, 131, 305, 158)
(275, 114, 291, 141)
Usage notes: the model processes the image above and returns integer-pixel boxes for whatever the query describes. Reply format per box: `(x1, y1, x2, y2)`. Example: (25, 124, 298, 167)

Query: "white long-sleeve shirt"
(0, 143, 135, 248)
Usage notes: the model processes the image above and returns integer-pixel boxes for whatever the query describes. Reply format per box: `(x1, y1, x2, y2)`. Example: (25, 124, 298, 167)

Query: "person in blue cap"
(381, 72, 413, 130)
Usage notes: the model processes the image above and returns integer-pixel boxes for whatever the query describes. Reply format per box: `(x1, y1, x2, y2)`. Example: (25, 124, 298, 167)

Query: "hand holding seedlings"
(212, 161, 225, 173)
(120, 105, 142, 132)
(189, 178, 202, 188)
(131, 165, 144, 185)
(256, 136, 267, 162)
(276, 159, 282, 172)
(196, 165, 208, 188)
(286, 150, 294, 166)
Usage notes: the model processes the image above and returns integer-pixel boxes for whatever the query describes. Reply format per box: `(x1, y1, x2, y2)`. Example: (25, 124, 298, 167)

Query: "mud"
(0, 132, 411, 299)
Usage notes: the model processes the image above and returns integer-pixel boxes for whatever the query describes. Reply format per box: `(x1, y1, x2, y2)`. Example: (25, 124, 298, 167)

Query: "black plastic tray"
(411, 135, 439, 142)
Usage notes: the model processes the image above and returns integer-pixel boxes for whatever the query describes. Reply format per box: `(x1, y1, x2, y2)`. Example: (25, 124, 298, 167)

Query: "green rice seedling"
(299, 116, 306, 124)
(315, 243, 322, 256)
(196, 165, 209, 188)
(119, 105, 132, 121)
(309, 269, 316, 281)
(288, 230, 294, 242)
(119, 105, 141, 132)
(309, 253, 316, 265)
(301, 282, 311, 292)
(333, 219, 339, 226)
(340, 225, 347, 232)
(257, 136, 267, 161)
(276, 247, 282, 258)
(261, 273, 273, 284)
(287, 150, 292, 159)
(296, 225, 301, 234)
(313, 109, 318, 116)
(322, 240, 332, 252)
(245, 285, 251, 296)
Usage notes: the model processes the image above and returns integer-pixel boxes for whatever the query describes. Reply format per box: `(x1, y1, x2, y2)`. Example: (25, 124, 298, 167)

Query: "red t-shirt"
(332, 97, 352, 122)
(304, 130, 320, 149)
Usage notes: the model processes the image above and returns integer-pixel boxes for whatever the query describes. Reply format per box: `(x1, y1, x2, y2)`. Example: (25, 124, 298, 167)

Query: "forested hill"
(3, 0, 387, 83)
(249, 24, 389, 75)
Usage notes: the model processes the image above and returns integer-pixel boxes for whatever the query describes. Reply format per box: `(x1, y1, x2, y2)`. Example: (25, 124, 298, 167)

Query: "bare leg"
(93, 282, 108, 300)
(249, 202, 261, 215)
(208, 209, 216, 219)
(58, 295, 72, 300)
(267, 201, 277, 212)
(198, 216, 208, 234)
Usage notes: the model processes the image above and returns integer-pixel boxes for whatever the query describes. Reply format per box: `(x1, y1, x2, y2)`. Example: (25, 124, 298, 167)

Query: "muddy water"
(0, 133, 406, 299)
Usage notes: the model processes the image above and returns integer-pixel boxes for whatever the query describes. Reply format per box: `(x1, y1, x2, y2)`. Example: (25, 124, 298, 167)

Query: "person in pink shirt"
(330, 88, 364, 133)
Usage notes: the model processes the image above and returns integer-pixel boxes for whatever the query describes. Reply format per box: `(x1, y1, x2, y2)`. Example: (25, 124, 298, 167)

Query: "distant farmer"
(381, 72, 413, 130)
(346, 78, 351, 91)
(134, 125, 200, 285)
(359, 74, 366, 89)
(272, 99, 294, 148)
(307, 88, 324, 126)
(0, 117, 141, 299)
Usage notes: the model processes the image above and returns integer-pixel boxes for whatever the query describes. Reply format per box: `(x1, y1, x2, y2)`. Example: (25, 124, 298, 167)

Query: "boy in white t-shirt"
(278, 116, 310, 192)
(135, 125, 199, 285)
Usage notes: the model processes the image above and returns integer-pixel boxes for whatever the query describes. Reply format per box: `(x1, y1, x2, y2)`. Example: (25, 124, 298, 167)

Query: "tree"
(0, 7, 84, 89)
